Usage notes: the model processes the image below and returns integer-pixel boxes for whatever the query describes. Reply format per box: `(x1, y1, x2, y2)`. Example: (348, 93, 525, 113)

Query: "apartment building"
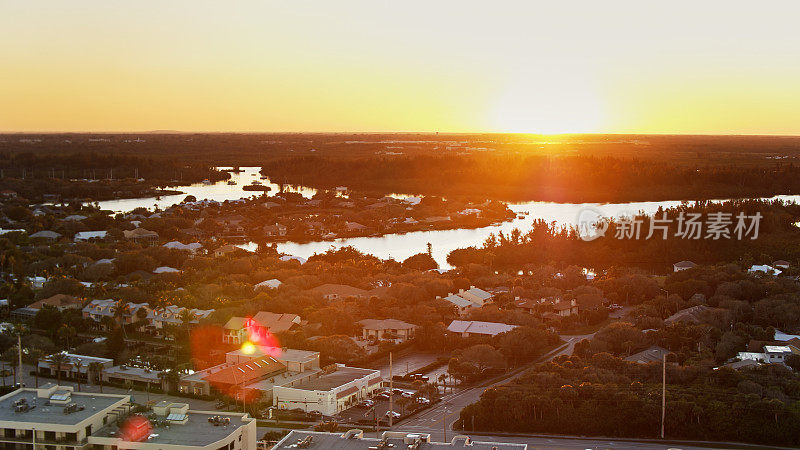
(0, 385, 257, 450)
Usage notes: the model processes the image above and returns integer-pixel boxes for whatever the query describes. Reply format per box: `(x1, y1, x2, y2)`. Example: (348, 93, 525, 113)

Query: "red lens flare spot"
(119, 415, 152, 442)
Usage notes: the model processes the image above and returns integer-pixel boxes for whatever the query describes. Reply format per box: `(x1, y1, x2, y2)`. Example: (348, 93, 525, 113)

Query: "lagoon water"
(95, 167, 800, 269)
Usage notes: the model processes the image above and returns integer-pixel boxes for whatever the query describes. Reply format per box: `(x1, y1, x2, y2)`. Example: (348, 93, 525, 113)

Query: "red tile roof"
(202, 356, 285, 386)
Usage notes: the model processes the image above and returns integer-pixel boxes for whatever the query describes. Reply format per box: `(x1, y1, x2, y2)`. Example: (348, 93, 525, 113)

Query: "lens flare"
(241, 341, 256, 355)
(119, 415, 152, 442)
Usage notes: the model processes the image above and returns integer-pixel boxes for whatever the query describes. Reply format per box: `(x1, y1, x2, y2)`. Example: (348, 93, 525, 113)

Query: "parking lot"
(335, 388, 430, 425)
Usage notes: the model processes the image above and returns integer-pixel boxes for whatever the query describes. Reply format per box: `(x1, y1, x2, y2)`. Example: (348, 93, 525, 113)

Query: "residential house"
(214, 244, 239, 257)
(163, 241, 203, 253)
(456, 286, 493, 306)
(447, 320, 517, 338)
(358, 319, 418, 342)
(263, 223, 288, 237)
(773, 260, 791, 270)
(123, 228, 159, 243)
(82, 299, 150, 327)
(311, 284, 369, 300)
(222, 312, 303, 345)
(672, 260, 696, 272)
(27, 294, 83, 312)
(147, 306, 214, 333)
(624, 346, 670, 364)
(441, 294, 476, 316)
(254, 279, 282, 291)
(29, 230, 61, 241)
(74, 231, 107, 242)
(749, 264, 782, 276)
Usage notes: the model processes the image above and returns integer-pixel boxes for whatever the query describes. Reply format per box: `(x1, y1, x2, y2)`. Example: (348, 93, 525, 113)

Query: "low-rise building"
(272, 364, 382, 416)
(102, 365, 166, 390)
(38, 353, 114, 381)
(672, 260, 696, 272)
(74, 231, 107, 242)
(358, 319, 417, 342)
(222, 312, 303, 345)
(0, 385, 134, 450)
(27, 294, 83, 312)
(123, 227, 160, 243)
(311, 284, 369, 300)
(446, 320, 517, 338)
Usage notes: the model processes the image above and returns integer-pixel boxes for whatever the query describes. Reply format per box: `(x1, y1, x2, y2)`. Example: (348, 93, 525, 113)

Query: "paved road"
(399, 335, 592, 438)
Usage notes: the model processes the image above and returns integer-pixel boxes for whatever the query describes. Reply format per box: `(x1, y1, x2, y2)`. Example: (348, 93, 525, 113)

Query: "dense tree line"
(460, 353, 800, 446)
(261, 153, 800, 202)
(446, 199, 800, 273)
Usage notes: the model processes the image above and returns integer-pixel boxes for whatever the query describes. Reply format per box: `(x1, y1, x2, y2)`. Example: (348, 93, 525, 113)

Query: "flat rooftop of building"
(93, 412, 251, 447)
(245, 369, 321, 392)
(104, 365, 163, 380)
(287, 367, 377, 392)
(0, 389, 127, 426)
(275, 430, 527, 449)
(227, 347, 319, 363)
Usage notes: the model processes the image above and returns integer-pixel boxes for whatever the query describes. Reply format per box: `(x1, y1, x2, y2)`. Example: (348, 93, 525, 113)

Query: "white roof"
(749, 264, 781, 275)
(153, 266, 180, 274)
(280, 255, 307, 264)
(447, 320, 516, 336)
(464, 287, 492, 300)
(163, 241, 203, 251)
(63, 214, 87, 221)
(30, 230, 61, 239)
(774, 330, 800, 341)
(74, 231, 107, 240)
(443, 294, 474, 308)
(764, 346, 792, 353)
(255, 279, 282, 289)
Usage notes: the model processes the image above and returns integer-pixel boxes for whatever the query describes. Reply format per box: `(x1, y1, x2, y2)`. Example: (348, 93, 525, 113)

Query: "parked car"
(401, 391, 414, 398)
(384, 411, 401, 419)
(359, 399, 375, 408)
(376, 392, 391, 400)
(410, 373, 429, 382)
(416, 397, 430, 405)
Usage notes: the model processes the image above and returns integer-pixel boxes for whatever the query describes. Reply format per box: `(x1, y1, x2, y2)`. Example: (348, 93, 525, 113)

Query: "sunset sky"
(2, 1, 800, 134)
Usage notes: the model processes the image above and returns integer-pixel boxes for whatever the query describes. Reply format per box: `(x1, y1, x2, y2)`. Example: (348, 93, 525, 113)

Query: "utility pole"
(17, 334, 23, 387)
(389, 352, 393, 427)
(443, 408, 447, 442)
(661, 353, 666, 439)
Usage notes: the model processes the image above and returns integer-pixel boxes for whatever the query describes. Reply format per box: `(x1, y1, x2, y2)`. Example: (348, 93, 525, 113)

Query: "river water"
(95, 167, 800, 269)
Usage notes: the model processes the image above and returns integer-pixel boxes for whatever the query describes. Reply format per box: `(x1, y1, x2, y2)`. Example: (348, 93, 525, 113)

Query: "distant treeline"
(446, 199, 800, 272)
(0, 152, 226, 201)
(261, 154, 800, 202)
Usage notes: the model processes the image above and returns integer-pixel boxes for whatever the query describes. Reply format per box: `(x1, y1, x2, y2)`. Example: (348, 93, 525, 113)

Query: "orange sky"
(2, 1, 800, 134)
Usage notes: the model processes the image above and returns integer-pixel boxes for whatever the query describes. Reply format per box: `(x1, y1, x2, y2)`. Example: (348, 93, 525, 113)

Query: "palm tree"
(437, 374, 448, 394)
(113, 301, 131, 338)
(73, 359, 83, 392)
(57, 325, 77, 349)
(88, 362, 104, 392)
(48, 353, 69, 385)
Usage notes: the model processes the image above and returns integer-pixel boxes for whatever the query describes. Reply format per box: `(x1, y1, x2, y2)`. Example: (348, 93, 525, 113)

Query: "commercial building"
(38, 353, 114, 382)
(90, 401, 256, 450)
(102, 365, 166, 390)
(272, 364, 382, 416)
(0, 384, 133, 450)
(180, 348, 321, 403)
(0, 384, 259, 450)
(274, 430, 527, 449)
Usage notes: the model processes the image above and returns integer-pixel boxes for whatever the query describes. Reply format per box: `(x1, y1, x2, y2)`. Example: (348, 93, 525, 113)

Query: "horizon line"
(2, 131, 800, 138)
